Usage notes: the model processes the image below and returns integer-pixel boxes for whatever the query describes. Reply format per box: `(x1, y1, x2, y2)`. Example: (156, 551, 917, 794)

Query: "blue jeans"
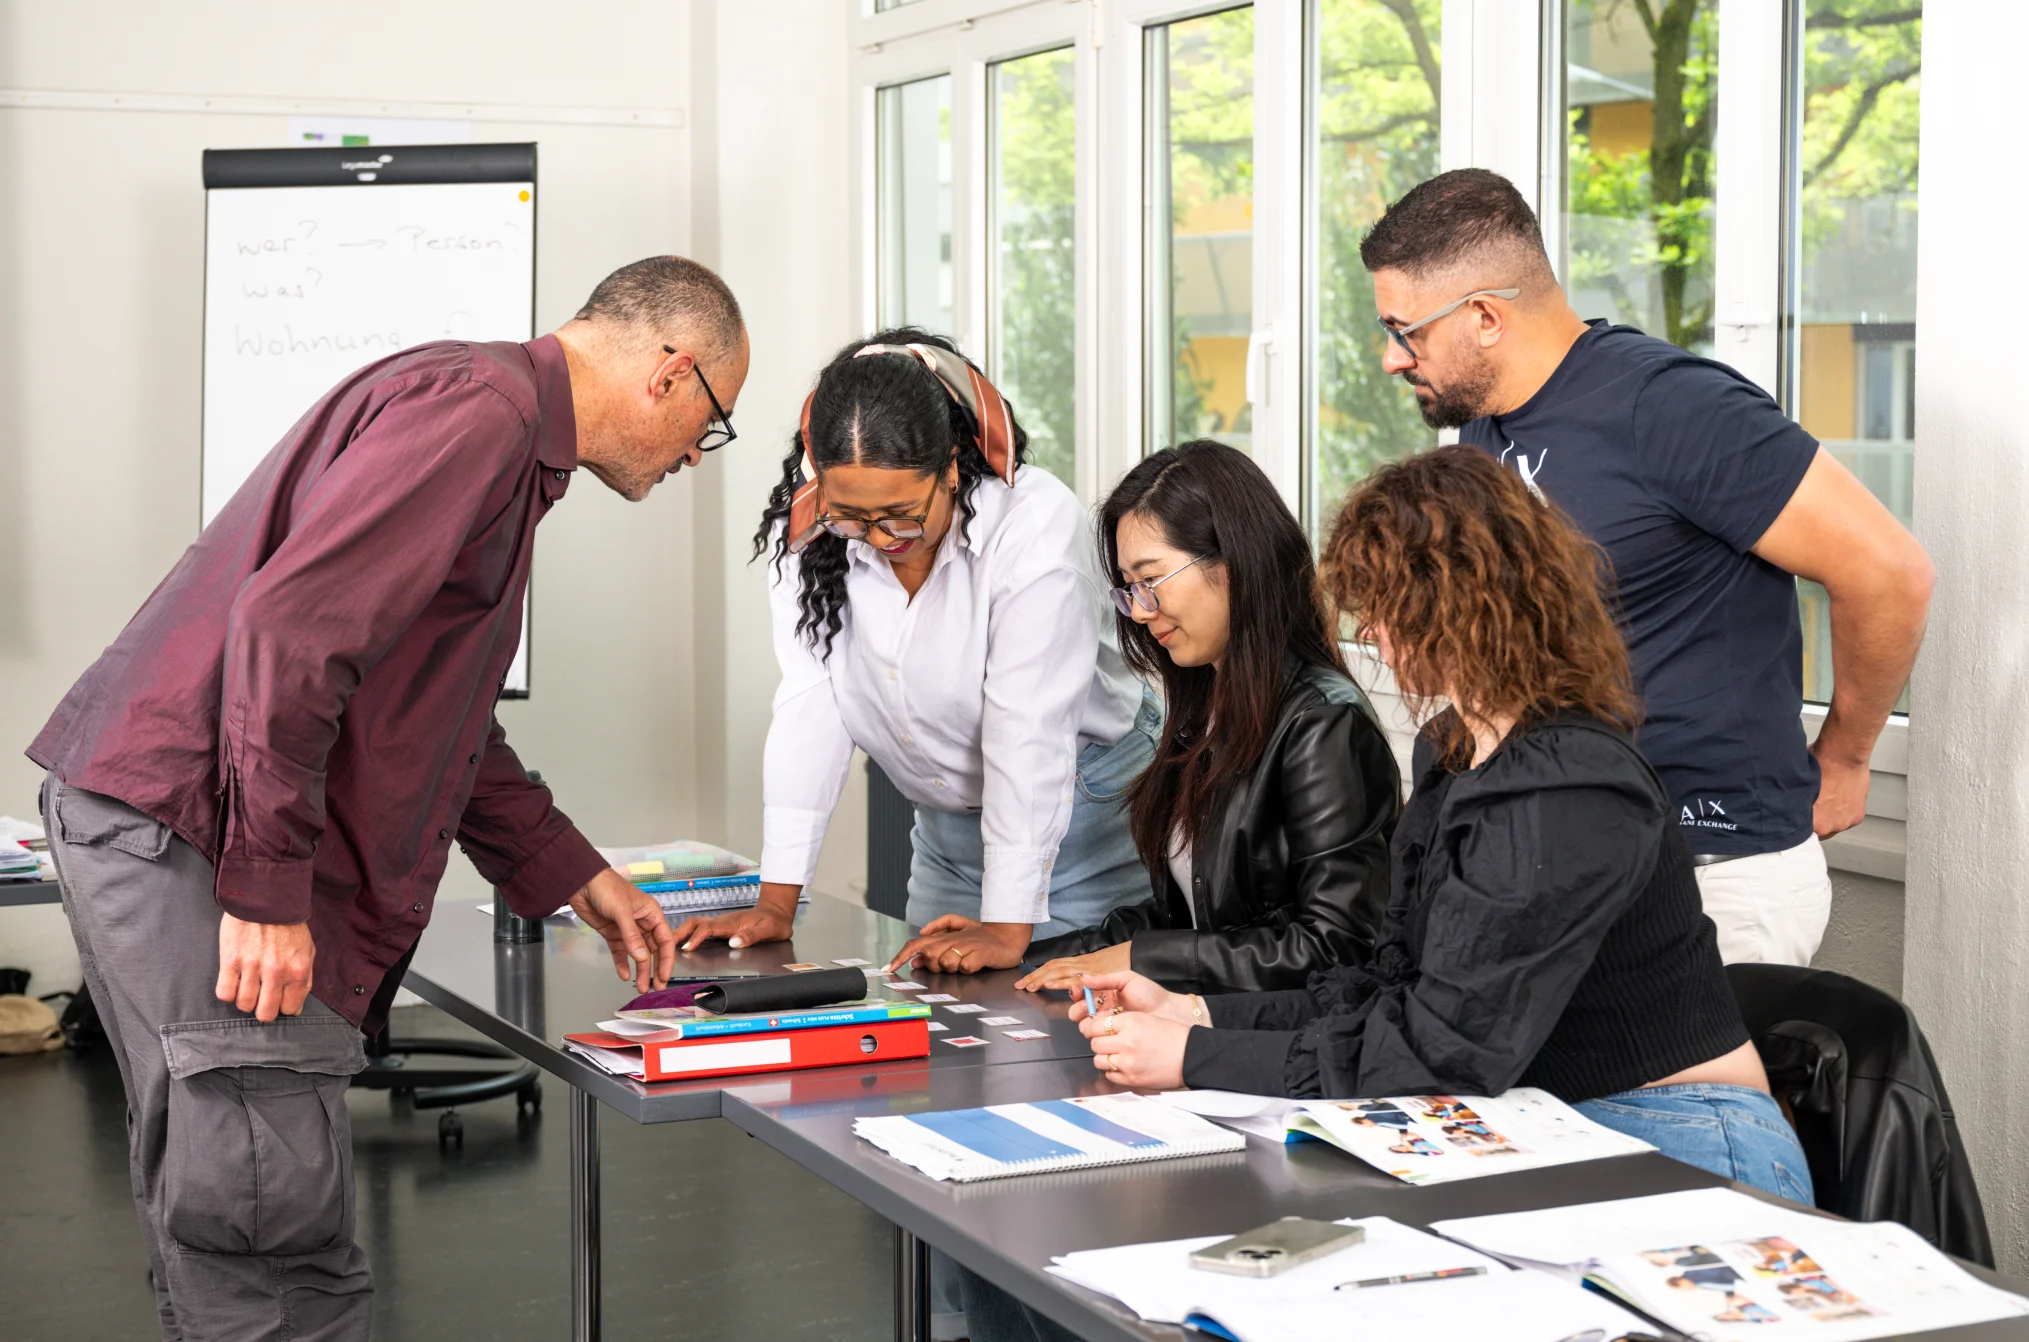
(906, 688, 1160, 940)
(1575, 1083, 1815, 1205)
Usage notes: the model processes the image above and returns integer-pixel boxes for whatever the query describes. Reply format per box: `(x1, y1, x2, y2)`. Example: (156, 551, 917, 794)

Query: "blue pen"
(1082, 985, 1096, 1016)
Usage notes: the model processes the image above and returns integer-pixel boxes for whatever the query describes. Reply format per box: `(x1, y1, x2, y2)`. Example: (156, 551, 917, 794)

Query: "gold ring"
(1102, 1055, 1116, 1072)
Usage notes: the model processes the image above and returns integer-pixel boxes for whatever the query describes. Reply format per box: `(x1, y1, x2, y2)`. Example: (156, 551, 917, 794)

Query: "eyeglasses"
(816, 478, 944, 544)
(1111, 555, 1209, 617)
(1378, 288, 1521, 359)
(664, 345, 737, 452)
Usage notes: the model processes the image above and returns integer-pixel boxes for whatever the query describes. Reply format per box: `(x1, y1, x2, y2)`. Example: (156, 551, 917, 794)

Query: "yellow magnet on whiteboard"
(518, 190, 531, 202)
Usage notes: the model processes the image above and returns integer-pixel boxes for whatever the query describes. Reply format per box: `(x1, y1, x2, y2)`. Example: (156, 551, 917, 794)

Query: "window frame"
(852, 1, 1098, 497)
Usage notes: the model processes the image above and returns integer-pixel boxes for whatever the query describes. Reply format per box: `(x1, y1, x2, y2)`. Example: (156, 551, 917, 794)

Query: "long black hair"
(1104, 439, 1348, 873)
(754, 329, 1029, 656)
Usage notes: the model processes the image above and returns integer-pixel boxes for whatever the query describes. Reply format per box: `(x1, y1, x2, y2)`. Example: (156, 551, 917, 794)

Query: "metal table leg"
(571, 1088, 601, 1342)
(894, 1225, 931, 1342)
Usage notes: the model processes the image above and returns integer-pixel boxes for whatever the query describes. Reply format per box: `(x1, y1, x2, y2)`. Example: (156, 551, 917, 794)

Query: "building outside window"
(1792, 0, 1920, 708)
(1561, 0, 1719, 355)
(1147, 6, 1255, 456)
(1308, 0, 1443, 521)
(988, 46, 1078, 487)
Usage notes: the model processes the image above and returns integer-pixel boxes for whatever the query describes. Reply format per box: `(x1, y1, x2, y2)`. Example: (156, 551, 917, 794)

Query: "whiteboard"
(203, 158, 536, 692)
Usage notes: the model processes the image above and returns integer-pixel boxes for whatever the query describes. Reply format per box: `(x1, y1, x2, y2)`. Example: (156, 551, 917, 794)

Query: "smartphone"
(1188, 1218, 1365, 1278)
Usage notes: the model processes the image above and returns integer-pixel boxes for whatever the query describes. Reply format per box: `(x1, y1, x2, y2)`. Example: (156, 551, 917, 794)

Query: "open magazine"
(1159, 1087, 1653, 1185)
(1433, 1187, 2029, 1342)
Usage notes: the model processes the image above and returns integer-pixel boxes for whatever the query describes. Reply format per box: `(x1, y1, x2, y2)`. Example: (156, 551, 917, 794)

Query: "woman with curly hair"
(1072, 445, 1812, 1200)
(671, 330, 1157, 974)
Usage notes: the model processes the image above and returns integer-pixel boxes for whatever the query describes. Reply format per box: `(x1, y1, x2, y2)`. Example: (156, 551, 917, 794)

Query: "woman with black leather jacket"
(1005, 438, 1402, 995)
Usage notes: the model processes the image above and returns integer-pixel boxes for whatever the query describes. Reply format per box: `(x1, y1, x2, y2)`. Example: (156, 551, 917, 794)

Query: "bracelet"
(1188, 993, 1205, 1026)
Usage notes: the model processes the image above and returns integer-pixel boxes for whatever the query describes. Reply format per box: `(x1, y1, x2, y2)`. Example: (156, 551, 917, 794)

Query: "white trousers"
(1693, 834, 1834, 967)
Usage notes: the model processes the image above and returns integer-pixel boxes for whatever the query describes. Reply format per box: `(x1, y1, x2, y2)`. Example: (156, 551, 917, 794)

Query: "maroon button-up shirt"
(29, 335, 606, 1032)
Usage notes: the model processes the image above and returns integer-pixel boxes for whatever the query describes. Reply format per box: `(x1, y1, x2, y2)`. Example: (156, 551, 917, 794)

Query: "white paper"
(1045, 1216, 1641, 1341)
(1152, 1089, 1297, 1120)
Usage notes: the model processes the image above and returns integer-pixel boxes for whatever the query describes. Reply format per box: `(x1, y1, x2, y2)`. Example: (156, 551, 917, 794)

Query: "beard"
(1403, 352, 1498, 430)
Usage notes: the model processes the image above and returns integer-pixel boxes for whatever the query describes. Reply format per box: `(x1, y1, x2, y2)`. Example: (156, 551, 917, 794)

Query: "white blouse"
(759, 466, 1142, 924)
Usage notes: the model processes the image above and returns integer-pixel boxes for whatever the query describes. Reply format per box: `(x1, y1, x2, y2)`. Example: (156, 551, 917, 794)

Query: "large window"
(1562, 0, 1719, 354)
(1792, 1, 1922, 706)
(1147, 7, 1256, 455)
(1308, 0, 1443, 520)
(876, 74, 953, 335)
(988, 46, 1078, 487)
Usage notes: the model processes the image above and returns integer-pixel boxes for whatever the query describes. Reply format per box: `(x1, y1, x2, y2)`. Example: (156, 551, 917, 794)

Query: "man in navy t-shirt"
(1354, 169, 1933, 966)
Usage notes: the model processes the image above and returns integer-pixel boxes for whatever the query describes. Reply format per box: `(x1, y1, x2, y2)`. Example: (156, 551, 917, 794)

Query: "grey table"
(721, 1056, 2029, 1342)
(401, 892, 1096, 1342)
(0, 877, 61, 907)
(407, 893, 2029, 1342)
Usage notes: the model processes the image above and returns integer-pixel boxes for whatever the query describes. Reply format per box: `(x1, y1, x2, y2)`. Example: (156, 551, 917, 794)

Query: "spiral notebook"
(854, 1094, 1246, 1183)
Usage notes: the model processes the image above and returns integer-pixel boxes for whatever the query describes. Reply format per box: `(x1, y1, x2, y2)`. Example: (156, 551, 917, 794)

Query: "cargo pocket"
(159, 1012, 366, 1257)
(53, 783, 172, 861)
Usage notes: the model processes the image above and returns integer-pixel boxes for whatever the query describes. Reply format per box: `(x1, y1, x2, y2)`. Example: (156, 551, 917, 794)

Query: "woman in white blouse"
(671, 330, 1158, 973)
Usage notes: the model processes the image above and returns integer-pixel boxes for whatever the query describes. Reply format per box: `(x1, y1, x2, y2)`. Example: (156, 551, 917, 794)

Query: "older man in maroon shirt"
(29, 255, 747, 1340)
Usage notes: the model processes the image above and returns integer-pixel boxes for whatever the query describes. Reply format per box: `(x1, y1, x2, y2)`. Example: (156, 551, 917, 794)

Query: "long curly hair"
(753, 329, 1029, 656)
(1321, 444, 1640, 767)
(1103, 440, 1349, 874)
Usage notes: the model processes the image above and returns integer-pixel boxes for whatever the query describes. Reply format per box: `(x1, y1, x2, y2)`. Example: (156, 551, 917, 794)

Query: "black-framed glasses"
(816, 478, 944, 544)
(1377, 287, 1521, 359)
(664, 345, 737, 452)
(1110, 555, 1209, 617)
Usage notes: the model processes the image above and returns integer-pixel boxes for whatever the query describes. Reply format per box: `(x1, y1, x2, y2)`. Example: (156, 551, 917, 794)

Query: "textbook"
(564, 1017, 929, 1083)
(1155, 1087, 1652, 1185)
(608, 999, 931, 1040)
(854, 1094, 1245, 1182)
(1432, 1187, 2029, 1342)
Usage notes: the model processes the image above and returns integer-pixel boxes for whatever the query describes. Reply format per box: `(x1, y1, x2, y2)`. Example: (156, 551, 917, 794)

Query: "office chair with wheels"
(348, 1015, 541, 1150)
(1727, 962, 1992, 1266)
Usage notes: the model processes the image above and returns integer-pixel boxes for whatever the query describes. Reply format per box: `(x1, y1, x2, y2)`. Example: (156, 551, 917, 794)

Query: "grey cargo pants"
(41, 773, 372, 1341)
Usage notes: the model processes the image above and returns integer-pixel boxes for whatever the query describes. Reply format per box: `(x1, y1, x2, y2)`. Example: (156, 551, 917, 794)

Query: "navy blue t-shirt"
(1458, 321, 1819, 856)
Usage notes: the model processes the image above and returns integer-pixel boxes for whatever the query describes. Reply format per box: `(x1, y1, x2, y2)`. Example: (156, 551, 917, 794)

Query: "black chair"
(348, 1013, 541, 1150)
(1728, 963, 1992, 1266)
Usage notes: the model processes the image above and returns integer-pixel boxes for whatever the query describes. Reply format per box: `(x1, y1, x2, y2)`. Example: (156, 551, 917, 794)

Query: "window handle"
(1245, 326, 1277, 405)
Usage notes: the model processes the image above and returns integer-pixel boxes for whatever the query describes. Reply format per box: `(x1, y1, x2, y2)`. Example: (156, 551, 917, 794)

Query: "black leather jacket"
(1026, 661, 1399, 993)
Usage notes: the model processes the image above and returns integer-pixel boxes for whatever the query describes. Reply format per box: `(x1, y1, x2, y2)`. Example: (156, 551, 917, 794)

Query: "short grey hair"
(573, 255, 744, 356)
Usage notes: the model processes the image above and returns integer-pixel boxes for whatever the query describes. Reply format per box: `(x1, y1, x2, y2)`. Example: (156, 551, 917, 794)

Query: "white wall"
(0, 0, 706, 990)
(1902, 1, 2029, 1278)
(687, 0, 867, 903)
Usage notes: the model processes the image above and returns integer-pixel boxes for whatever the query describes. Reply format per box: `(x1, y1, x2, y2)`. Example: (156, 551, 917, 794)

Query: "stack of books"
(571, 839, 763, 922)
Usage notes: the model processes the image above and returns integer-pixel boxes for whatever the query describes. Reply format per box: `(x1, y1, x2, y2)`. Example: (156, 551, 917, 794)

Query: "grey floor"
(0, 1003, 895, 1341)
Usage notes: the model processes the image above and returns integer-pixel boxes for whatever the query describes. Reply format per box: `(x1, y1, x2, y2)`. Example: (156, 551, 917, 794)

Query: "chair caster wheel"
(517, 1080, 542, 1114)
(438, 1110, 465, 1149)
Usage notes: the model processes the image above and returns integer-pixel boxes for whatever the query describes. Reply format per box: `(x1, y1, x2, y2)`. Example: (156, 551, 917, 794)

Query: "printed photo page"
(1288, 1088, 1652, 1185)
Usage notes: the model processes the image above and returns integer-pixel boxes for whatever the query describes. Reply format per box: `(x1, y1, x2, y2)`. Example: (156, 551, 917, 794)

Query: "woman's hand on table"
(1014, 942, 1131, 993)
(1064, 970, 1192, 1023)
(670, 882, 799, 952)
(885, 915, 1032, 975)
(1081, 1005, 1191, 1089)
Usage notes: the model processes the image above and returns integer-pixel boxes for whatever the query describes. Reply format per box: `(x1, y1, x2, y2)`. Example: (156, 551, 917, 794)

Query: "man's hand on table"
(671, 881, 799, 952)
(569, 867, 677, 992)
(885, 915, 1031, 975)
(216, 914, 317, 1023)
